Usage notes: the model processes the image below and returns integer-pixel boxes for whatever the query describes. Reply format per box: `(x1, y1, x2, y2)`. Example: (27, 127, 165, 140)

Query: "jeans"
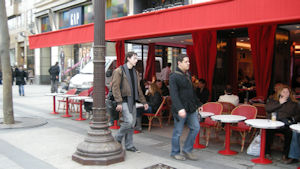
(171, 111, 200, 156)
(289, 131, 300, 159)
(51, 80, 58, 93)
(18, 85, 24, 96)
(115, 102, 136, 149)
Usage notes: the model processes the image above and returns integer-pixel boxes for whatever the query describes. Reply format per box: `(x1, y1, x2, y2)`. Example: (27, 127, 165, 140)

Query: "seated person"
(156, 80, 169, 96)
(144, 83, 163, 114)
(196, 79, 209, 104)
(218, 85, 239, 106)
(265, 85, 300, 161)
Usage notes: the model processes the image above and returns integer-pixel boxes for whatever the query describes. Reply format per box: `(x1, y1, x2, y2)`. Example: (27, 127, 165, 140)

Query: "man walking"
(48, 62, 60, 93)
(169, 54, 202, 161)
(112, 52, 148, 152)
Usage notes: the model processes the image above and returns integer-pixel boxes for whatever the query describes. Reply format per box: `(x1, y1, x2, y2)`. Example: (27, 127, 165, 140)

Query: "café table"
(289, 124, 300, 169)
(211, 115, 246, 155)
(56, 94, 76, 118)
(194, 111, 214, 149)
(45, 93, 63, 114)
(245, 119, 284, 164)
(71, 96, 92, 121)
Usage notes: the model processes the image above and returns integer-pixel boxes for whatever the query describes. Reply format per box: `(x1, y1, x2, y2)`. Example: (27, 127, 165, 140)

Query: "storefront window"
(84, 5, 94, 24)
(59, 10, 70, 29)
(41, 16, 51, 32)
(106, 0, 129, 19)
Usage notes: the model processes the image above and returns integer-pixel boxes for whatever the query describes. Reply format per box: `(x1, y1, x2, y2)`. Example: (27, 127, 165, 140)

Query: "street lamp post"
(72, 0, 125, 165)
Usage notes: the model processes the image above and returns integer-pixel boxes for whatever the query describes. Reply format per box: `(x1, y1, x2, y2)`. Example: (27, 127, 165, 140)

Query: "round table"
(211, 115, 246, 155)
(245, 119, 284, 164)
(194, 111, 214, 149)
(71, 96, 92, 121)
(56, 94, 77, 118)
(45, 93, 63, 114)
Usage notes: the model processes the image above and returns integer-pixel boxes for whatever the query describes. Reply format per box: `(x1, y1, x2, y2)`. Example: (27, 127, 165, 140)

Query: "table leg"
(62, 97, 72, 118)
(51, 96, 59, 114)
(218, 123, 237, 155)
(75, 100, 86, 121)
(110, 120, 120, 129)
(251, 129, 272, 164)
(193, 128, 206, 149)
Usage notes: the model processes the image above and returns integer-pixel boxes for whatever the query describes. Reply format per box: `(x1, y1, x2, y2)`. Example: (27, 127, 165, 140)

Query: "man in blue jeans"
(169, 54, 203, 161)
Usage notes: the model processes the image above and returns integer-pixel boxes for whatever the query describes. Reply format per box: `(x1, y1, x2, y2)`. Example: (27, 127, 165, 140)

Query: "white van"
(69, 56, 162, 91)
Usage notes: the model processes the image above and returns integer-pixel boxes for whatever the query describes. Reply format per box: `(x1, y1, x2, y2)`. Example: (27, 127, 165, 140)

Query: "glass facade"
(106, 0, 129, 19)
(41, 16, 51, 32)
(84, 4, 94, 24)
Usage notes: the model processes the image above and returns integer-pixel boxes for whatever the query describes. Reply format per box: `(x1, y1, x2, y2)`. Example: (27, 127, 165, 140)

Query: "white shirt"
(160, 67, 171, 81)
(218, 94, 239, 106)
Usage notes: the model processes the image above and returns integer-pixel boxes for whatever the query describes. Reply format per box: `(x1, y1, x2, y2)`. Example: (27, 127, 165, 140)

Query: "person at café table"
(218, 85, 239, 106)
(265, 85, 300, 161)
(196, 78, 209, 104)
(169, 54, 202, 161)
(144, 83, 163, 114)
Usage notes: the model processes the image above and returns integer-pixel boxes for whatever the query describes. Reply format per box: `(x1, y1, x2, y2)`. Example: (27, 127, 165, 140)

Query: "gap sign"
(69, 7, 82, 27)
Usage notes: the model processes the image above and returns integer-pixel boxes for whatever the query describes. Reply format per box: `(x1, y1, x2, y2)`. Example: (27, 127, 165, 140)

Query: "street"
(0, 85, 296, 169)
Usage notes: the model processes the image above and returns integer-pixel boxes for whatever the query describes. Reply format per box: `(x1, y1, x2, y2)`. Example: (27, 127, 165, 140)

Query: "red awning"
(29, 23, 94, 49)
(29, 0, 300, 49)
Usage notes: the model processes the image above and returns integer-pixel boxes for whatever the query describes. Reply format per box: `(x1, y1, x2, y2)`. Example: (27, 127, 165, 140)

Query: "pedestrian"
(169, 54, 202, 161)
(160, 63, 171, 85)
(111, 51, 148, 153)
(48, 62, 60, 93)
(15, 66, 28, 96)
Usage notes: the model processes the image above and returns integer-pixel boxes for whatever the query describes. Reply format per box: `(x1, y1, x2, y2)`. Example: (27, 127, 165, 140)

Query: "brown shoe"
(183, 151, 198, 161)
(284, 158, 298, 164)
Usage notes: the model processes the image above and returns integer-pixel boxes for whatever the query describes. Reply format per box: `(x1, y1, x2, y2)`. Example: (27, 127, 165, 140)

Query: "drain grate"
(144, 163, 176, 169)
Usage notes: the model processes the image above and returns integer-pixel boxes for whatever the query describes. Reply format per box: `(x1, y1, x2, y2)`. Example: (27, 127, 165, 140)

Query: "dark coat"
(148, 91, 163, 113)
(48, 65, 60, 81)
(196, 87, 209, 104)
(265, 98, 300, 122)
(15, 68, 27, 85)
(169, 68, 202, 120)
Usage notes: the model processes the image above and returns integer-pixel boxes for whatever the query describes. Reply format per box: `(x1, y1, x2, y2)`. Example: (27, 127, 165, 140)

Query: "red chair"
(142, 97, 166, 131)
(57, 88, 77, 111)
(69, 90, 89, 113)
(200, 102, 223, 146)
(218, 102, 236, 115)
(230, 105, 257, 152)
(252, 103, 267, 119)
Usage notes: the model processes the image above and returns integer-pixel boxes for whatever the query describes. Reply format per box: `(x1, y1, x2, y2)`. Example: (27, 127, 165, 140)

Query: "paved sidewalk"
(0, 85, 298, 169)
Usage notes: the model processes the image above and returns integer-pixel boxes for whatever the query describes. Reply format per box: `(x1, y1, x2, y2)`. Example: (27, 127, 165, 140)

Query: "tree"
(0, 0, 14, 124)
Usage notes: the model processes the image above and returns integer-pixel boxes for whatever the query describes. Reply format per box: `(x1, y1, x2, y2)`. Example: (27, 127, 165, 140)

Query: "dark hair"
(176, 54, 188, 64)
(55, 62, 59, 66)
(125, 52, 137, 63)
(167, 63, 171, 67)
(225, 85, 233, 94)
(198, 78, 206, 84)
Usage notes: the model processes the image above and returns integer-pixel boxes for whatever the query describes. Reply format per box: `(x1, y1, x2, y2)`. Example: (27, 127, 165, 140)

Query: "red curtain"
(192, 30, 217, 94)
(227, 38, 238, 94)
(144, 43, 156, 81)
(115, 40, 125, 67)
(248, 24, 277, 99)
(186, 45, 197, 76)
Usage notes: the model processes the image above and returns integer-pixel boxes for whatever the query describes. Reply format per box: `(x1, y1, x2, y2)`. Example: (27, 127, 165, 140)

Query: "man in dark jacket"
(48, 62, 60, 93)
(169, 54, 202, 161)
(15, 66, 28, 96)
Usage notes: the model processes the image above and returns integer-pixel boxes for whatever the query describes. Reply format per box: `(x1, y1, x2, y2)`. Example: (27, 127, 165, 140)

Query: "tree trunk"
(0, 0, 14, 124)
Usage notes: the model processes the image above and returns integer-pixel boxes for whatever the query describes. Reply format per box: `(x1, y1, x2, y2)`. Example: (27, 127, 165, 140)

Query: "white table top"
(199, 112, 214, 118)
(56, 94, 77, 98)
(72, 96, 92, 100)
(45, 93, 63, 96)
(136, 103, 144, 108)
(245, 119, 284, 129)
(211, 115, 246, 123)
(290, 124, 300, 133)
(85, 98, 93, 102)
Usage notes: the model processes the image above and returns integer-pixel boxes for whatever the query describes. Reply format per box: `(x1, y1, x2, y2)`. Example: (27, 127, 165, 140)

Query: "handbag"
(247, 133, 260, 156)
(279, 117, 296, 126)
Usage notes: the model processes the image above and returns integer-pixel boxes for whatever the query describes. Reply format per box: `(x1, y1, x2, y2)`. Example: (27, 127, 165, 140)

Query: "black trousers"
(265, 126, 292, 157)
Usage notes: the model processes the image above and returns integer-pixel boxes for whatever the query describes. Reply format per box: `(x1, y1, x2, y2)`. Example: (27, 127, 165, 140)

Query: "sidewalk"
(0, 84, 298, 169)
